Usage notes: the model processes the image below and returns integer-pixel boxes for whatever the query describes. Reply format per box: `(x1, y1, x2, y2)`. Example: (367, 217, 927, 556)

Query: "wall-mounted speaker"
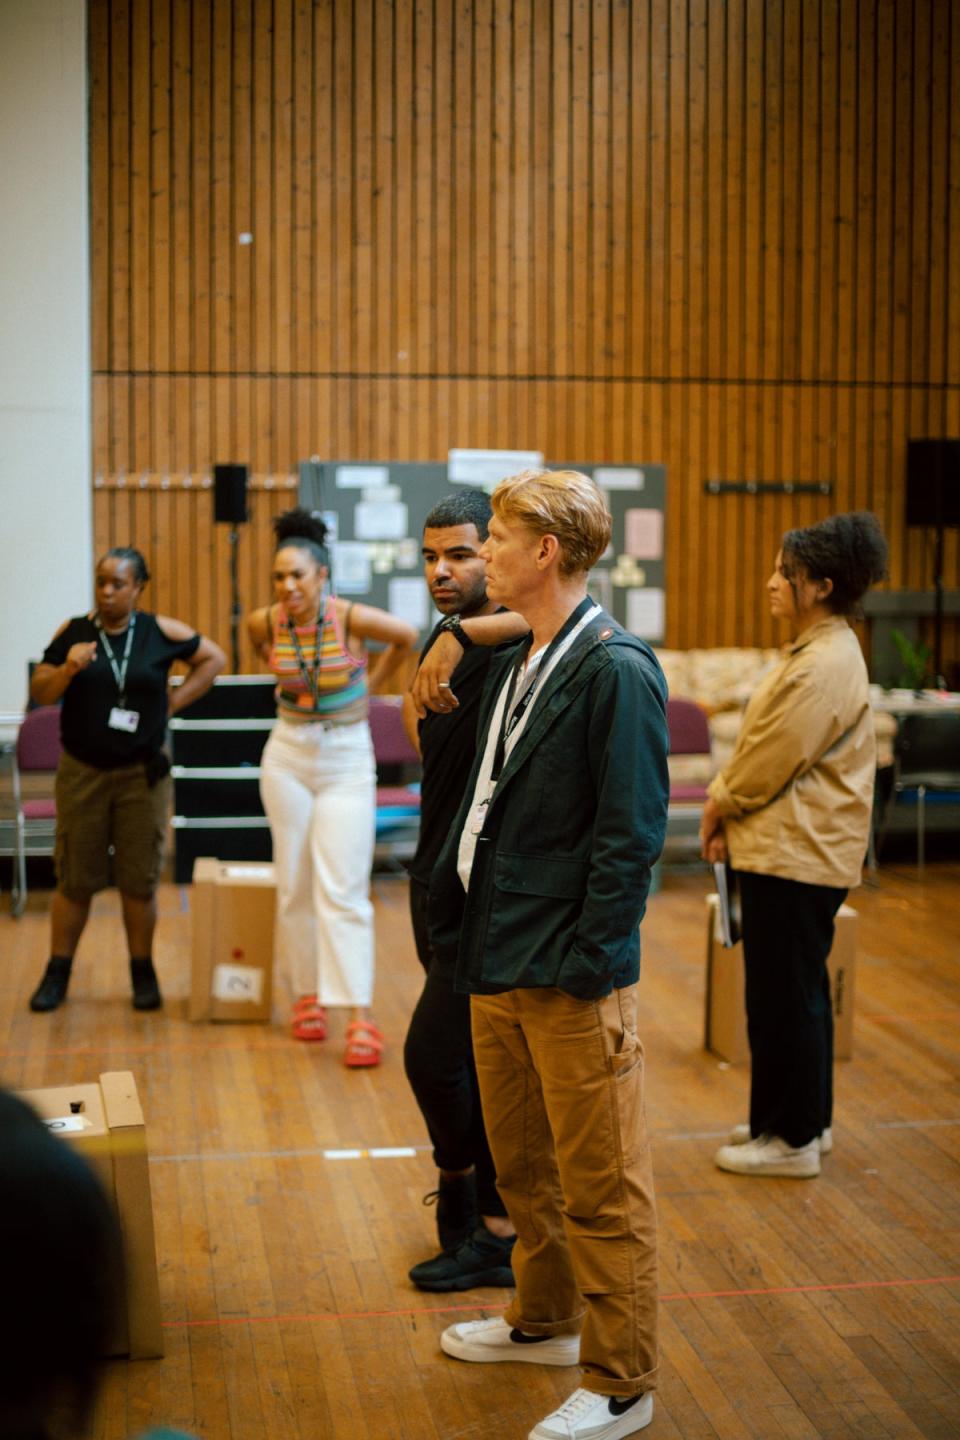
(213, 463, 249, 524)
(906, 439, 960, 528)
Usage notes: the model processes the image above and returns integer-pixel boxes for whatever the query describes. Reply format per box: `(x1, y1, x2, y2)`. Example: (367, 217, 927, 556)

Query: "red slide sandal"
(343, 1019, 385, 1068)
(291, 993, 328, 1042)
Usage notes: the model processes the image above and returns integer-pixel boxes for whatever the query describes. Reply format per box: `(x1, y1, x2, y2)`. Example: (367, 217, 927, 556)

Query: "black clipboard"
(713, 862, 742, 947)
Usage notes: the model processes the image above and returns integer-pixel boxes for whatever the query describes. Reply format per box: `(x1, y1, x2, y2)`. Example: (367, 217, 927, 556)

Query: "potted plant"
(890, 628, 931, 694)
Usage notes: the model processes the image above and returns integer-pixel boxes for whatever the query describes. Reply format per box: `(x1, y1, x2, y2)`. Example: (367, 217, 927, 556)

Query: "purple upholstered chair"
(368, 697, 421, 853)
(12, 705, 61, 917)
(666, 697, 712, 813)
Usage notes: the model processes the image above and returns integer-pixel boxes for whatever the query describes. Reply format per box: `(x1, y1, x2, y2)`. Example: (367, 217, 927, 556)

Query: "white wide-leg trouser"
(259, 716, 376, 1007)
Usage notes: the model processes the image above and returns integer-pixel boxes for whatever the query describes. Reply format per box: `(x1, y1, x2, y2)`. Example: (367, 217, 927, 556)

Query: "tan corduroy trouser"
(470, 983, 658, 1397)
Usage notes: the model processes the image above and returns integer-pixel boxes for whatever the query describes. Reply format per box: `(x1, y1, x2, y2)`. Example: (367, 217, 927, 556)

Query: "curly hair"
(781, 511, 888, 616)
(424, 489, 493, 540)
(272, 507, 330, 569)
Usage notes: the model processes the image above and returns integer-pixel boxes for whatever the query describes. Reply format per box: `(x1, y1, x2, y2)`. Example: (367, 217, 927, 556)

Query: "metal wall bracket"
(704, 480, 833, 496)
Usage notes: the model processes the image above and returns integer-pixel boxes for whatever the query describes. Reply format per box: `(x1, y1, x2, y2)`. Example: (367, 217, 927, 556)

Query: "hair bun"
(272, 507, 328, 548)
(844, 511, 888, 586)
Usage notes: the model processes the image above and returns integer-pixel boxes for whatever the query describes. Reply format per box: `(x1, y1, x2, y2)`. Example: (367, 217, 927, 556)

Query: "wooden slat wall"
(88, 0, 960, 671)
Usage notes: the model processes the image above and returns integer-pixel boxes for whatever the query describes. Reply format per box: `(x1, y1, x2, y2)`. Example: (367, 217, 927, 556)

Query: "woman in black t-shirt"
(27, 547, 225, 1013)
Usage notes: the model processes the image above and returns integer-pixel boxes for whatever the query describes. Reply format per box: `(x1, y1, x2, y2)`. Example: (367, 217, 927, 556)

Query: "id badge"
(470, 780, 495, 835)
(470, 801, 489, 836)
(108, 706, 140, 733)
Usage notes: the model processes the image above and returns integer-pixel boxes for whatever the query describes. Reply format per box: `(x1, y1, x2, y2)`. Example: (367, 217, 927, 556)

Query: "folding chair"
(11, 705, 61, 917)
(878, 712, 960, 870)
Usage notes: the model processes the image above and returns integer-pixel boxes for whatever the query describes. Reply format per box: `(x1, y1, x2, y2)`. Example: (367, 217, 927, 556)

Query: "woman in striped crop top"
(248, 509, 417, 1066)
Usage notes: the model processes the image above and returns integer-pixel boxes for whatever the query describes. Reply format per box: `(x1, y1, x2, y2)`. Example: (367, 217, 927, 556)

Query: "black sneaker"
(29, 957, 72, 1012)
(409, 1224, 516, 1291)
(422, 1169, 478, 1251)
(130, 958, 162, 1011)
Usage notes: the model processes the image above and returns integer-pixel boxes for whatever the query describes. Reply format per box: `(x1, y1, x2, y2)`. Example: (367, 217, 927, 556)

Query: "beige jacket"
(707, 618, 875, 889)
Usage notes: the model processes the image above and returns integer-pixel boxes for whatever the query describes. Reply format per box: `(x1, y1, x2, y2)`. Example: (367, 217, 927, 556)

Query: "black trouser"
(403, 876, 506, 1217)
(736, 870, 847, 1149)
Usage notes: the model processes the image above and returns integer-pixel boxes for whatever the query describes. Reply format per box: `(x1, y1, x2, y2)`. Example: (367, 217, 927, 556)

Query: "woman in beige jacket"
(700, 513, 887, 1178)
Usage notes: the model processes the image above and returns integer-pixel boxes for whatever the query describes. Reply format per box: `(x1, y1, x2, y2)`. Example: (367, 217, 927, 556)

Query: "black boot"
(409, 1224, 516, 1292)
(423, 1169, 479, 1252)
(29, 956, 73, 1012)
(130, 957, 162, 1011)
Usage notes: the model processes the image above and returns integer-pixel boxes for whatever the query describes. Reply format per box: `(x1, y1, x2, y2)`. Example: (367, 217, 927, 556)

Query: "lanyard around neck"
(94, 611, 136, 704)
(490, 595, 596, 782)
(285, 599, 325, 703)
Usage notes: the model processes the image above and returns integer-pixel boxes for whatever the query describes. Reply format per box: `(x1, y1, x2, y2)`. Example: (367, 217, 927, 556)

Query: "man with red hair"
(429, 469, 669, 1440)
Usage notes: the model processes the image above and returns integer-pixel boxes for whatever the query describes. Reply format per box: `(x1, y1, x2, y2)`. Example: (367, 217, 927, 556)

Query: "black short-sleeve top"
(41, 612, 201, 769)
(407, 618, 504, 885)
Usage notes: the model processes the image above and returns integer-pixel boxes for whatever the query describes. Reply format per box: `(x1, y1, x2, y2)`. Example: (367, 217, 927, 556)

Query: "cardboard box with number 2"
(190, 857, 275, 1022)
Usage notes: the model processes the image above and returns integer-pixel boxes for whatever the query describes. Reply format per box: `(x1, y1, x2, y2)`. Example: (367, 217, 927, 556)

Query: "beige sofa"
(657, 647, 896, 786)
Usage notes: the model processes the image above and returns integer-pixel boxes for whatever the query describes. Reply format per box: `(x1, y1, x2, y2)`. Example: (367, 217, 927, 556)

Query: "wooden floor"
(2, 861, 959, 1440)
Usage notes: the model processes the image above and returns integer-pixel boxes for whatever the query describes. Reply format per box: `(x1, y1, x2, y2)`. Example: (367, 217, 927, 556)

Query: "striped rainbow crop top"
(269, 597, 368, 723)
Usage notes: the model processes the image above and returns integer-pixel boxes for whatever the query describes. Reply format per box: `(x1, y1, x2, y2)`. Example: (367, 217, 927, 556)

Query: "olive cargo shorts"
(55, 750, 169, 901)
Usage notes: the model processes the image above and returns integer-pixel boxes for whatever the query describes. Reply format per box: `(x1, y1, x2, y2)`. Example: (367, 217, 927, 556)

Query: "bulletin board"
(297, 459, 667, 643)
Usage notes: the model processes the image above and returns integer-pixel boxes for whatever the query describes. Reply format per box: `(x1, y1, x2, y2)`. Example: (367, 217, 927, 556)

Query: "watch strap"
(442, 613, 475, 649)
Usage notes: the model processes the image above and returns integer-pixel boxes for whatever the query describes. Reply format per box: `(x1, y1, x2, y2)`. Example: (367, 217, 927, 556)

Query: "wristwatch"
(439, 613, 475, 649)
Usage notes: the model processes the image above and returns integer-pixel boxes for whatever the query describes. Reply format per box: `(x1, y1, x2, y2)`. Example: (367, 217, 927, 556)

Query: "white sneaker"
(728, 1123, 833, 1155)
(715, 1134, 821, 1177)
(529, 1386, 653, 1439)
(440, 1315, 579, 1366)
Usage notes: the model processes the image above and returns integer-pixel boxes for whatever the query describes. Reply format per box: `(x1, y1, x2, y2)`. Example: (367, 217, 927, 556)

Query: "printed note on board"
(333, 541, 372, 594)
(448, 449, 544, 491)
(355, 500, 409, 541)
(388, 577, 430, 630)
(335, 465, 390, 489)
(626, 587, 665, 641)
(625, 509, 663, 561)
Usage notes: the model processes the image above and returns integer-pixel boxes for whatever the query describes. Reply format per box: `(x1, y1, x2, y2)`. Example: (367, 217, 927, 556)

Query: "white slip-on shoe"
(714, 1133, 821, 1177)
(528, 1386, 654, 1439)
(440, 1315, 579, 1365)
(728, 1123, 833, 1154)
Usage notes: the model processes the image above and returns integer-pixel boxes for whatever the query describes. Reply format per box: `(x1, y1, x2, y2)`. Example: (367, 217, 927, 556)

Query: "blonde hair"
(491, 469, 612, 576)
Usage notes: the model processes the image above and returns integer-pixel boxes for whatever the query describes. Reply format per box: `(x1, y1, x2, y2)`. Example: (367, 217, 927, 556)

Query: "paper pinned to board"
(625, 508, 663, 560)
(355, 500, 409, 541)
(625, 587, 664, 639)
(594, 467, 644, 491)
(212, 963, 265, 1005)
(362, 484, 401, 502)
(333, 541, 372, 593)
(388, 576, 430, 630)
(448, 449, 544, 491)
(336, 465, 390, 489)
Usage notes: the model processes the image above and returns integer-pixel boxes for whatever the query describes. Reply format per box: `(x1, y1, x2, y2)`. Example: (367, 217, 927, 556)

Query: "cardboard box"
(17, 1071, 164, 1359)
(705, 894, 857, 1063)
(190, 857, 275, 1022)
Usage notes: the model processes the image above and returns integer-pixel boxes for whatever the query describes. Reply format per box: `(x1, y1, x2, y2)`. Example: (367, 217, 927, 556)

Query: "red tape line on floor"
(161, 1273, 960, 1329)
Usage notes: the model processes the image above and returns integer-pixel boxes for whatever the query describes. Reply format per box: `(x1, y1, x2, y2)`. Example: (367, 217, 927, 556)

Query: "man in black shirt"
(402, 491, 527, 1290)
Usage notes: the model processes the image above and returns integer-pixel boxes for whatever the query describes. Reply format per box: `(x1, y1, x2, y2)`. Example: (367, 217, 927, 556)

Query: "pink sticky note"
(625, 509, 663, 560)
